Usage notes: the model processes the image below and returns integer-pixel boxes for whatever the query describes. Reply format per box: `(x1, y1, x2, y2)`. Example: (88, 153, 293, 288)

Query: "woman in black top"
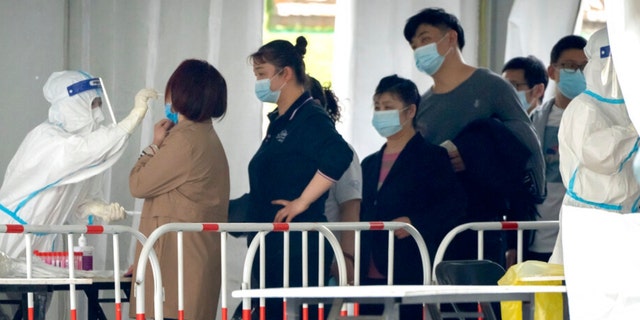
(247, 36, 352, 319)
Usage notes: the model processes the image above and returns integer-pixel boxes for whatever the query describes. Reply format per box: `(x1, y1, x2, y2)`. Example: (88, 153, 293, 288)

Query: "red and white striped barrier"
(133, 221, 431, 320)
(431, 220, 560, 284)
(0, 224, 159, 320)
(133, 222, 345, 320)
(240, 221, 430, 319)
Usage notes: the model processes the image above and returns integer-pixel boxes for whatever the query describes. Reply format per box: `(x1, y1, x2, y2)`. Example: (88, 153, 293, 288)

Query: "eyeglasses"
(509, 82, 529, 90)
(554, 62, 587, 73)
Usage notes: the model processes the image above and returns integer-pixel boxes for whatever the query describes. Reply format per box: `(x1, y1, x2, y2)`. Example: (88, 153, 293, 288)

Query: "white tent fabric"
(4, 0, 608, 318)
(64, 0, 263, 205)
(605, 0, 640, 131)
(0, 1, 478, 318)
(504, 0, 581, 63)
(0, 0, 483, 190)
(2, 1, 262, 318)
(504, 0, 581, 101)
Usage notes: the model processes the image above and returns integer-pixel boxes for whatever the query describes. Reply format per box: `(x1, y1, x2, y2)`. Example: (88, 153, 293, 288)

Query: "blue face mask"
(254, 70, 285, 103)
(165, 103, 179, 124)
(372, 109, 406, 138)
(557, 69, 586, 99)
(516, 90, 531, 112)
(414, 35, 449, 75)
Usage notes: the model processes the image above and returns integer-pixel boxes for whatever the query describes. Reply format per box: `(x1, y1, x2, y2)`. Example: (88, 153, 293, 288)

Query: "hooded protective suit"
(0, 71, 156, 258)
(550, 27, 640, 266)
(558, 28, 640, 213)
(555, 27, 640, 320)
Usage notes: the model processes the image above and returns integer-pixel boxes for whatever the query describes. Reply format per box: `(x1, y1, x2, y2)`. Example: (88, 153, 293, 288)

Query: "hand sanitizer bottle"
(76, 234, 94, 271)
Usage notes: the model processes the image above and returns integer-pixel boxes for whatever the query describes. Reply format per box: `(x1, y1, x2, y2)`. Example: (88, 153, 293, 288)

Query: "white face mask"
(92, 107, 105, 128)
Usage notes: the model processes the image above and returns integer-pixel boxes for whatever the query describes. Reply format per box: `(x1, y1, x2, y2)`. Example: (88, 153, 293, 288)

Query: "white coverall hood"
(44, 71, 105, 134)
(583, 27, 622, 100)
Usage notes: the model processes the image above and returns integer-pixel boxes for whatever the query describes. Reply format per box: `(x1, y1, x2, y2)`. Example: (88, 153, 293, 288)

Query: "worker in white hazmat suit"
(552, 27, 640, 319)
(0, 71, 157, 319)
(0, 70, 158, 258)
(550, 26, 640, 260)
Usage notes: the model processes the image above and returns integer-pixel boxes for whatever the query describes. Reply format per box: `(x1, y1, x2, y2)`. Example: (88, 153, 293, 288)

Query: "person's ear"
(547, 65, 558, 82)
(281, 66, 294, 82)
(449, 30, 458, 48)
(408, 104, 417, 119)
(531, 83, 545, 101)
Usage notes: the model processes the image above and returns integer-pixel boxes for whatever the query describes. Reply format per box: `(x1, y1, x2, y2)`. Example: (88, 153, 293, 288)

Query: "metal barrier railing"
(241, 221, 430, 319)
(431, 220, 560, 284)
(133, 221, 431, 320)
(0, 224, 160, 320)
(134, 222, 344, 320)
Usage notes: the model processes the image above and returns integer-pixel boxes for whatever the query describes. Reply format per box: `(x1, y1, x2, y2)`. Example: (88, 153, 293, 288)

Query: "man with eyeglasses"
(548, 35, 589, 108)
(526, 35, 587, 263)
(502, 55, 548, 115)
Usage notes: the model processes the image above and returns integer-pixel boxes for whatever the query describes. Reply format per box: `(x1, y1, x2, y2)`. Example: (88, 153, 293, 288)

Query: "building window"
(261, 0, 336, 135)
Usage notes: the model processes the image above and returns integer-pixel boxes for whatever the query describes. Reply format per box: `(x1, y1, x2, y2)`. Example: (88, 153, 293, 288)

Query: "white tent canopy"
(1, 0, 619, 318)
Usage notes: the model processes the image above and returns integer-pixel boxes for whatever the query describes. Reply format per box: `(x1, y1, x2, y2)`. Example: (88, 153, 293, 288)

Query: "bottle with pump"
(75, 234, 94, 270)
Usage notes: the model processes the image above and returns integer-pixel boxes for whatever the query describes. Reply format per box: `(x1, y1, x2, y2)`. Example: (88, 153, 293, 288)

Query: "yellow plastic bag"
(497, 260, 564, 320)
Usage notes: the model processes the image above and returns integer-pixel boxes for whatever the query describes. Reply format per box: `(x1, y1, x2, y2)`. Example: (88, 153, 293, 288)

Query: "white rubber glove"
(117, 88, 159, 134)
(78, 200, 126, 222)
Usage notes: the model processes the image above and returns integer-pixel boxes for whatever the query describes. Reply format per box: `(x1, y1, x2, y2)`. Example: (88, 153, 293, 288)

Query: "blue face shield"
(66, 78, 101, 97)
(66, 75, 117, 125)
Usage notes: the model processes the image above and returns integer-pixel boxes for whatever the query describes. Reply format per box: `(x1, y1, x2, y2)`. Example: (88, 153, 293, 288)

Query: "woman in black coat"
(359, 75, 467, 318)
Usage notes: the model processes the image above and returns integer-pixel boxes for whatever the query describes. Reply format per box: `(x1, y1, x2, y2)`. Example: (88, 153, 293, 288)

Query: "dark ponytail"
(249, 36, 308, 85)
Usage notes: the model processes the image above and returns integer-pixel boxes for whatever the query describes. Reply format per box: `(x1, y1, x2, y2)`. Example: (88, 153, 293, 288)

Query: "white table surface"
(0, 278, 92, 285)
(519, 275, 565, 282)
(233, 285, 567, 320)
(232, 284, 566, 299)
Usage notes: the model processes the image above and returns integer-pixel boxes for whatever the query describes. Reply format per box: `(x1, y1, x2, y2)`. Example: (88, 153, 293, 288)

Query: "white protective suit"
(558, 28, 640, 213)
(550, 27, 640, 319)
(550, 27, 640, 263)
(0, 71, 155, 258)
(549, 28, 640, 263)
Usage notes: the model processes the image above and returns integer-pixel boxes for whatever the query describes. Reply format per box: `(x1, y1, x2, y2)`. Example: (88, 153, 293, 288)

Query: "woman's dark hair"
(308, 76, 341, 123)
(249, 36, 308, 85)
(374, 74, 420, 107)
(374, 75, 420, 126)
(165, 59, 227, 121)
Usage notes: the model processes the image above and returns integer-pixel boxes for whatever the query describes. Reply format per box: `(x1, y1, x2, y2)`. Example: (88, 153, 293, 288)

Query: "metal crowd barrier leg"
(0, 224, 155, 320)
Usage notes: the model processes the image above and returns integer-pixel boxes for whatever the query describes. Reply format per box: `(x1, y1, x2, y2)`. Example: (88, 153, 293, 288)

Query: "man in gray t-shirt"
(404, 8, 546, 265)
(404, 7, 543, 197)
(417, 68, 532, 145)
